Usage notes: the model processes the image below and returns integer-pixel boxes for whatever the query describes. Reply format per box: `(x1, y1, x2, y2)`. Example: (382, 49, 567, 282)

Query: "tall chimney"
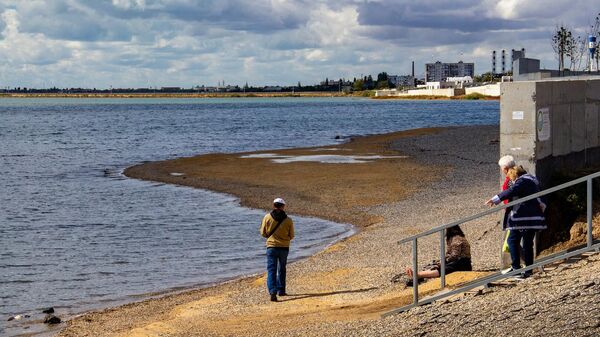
(412, 61, 415, 77)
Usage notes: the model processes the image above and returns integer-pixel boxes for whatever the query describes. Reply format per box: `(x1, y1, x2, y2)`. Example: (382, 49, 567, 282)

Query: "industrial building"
(491, 48, 526, 74)
(425, 61, 474, 82)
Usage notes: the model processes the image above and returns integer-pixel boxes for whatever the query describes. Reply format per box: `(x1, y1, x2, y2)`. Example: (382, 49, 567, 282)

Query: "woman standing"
(486, 166, 546, 279)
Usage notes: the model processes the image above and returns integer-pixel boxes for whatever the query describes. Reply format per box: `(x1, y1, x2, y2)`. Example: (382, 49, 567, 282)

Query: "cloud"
(0, 0, 598, 88)
(356, 1, 531, 32)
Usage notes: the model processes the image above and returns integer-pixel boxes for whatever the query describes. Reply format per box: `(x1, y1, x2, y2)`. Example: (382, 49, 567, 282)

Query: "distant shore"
(0, 91, 349, 98)
(0, 91, 499, 100)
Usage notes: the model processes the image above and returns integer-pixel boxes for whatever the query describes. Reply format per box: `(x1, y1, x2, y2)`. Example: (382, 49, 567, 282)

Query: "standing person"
(498, 155, 517, 257)
(486, 167, 546, 279)
(498, 155, 516, 200)
(404, 225, 472, 286)
(260, 197, 294, 302)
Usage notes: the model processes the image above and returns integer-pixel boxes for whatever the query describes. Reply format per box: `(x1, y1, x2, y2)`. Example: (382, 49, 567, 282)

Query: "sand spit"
(61, 124, 580, 337)
(122, 127, 447, 228)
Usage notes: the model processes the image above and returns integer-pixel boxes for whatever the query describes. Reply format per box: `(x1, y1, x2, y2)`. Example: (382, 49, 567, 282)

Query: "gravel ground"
(346, 253, 600, 337)
(60, 124, 599, 337)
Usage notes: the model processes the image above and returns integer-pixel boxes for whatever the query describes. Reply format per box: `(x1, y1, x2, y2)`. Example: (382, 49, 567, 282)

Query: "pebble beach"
(58, 124, 600, 336)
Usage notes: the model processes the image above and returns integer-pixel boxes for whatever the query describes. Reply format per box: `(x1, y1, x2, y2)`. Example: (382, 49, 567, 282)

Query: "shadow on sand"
(278, 287, 378, 302)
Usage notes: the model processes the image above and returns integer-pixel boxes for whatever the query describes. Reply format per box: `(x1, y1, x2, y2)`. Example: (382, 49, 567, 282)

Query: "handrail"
(395, 170, 600, 310)
(383, 241, 600, 317)
(398, 170, 600, 244)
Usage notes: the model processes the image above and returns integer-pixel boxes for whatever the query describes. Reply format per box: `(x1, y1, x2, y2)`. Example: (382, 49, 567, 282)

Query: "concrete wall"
(404, 88, 464, 97)
(465, 84, 500, 97)
(501, 77, 600, 252)
(374, 89, 398, 97)
(500, 77, 600, 186)
(375, 88, 466, 97)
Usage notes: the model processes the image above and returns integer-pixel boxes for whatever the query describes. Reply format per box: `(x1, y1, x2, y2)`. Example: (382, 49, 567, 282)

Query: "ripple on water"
(0, 98, 498, 336)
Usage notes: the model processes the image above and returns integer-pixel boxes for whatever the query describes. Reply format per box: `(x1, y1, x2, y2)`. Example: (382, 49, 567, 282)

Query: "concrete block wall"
(465, 84, 500, 97)
(500, 77, 600, 187)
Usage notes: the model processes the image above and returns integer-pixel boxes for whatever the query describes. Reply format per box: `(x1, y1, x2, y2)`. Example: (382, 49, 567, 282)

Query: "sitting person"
(405, 225, 472, 286)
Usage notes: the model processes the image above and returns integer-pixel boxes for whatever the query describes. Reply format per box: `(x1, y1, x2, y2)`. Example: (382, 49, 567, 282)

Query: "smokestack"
(492, 50, 497, 75)
(501, 49, 506, 74)
(412, 61, 415, 77)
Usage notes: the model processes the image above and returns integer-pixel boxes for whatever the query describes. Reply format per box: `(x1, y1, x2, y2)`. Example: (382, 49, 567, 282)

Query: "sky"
(0, 0, 598, 88)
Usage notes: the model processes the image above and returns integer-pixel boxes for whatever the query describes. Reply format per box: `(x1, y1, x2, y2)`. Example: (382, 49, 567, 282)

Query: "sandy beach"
(58, 125, 513, 336)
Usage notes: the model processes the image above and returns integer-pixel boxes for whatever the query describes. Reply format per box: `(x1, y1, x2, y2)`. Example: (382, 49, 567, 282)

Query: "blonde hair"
(507, 165, 527, 181)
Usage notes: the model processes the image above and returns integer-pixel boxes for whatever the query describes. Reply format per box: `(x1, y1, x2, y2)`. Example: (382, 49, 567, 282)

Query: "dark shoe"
(511, 273, 529, 281)
(270, 293, 278, 302)
(405, 278, 424, 287)
(278, 292, 287, 296)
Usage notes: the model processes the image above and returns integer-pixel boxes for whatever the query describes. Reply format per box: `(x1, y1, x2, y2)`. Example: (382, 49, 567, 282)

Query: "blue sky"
(0, 0, 597, 88)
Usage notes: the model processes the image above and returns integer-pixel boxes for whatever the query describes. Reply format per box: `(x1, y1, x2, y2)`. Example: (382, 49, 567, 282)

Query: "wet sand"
(59, 125, 502, 337)
(123, 127, 446, 228)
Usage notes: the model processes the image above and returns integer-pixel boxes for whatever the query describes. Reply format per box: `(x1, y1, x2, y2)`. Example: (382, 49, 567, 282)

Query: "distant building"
(388, 75, 415, 87)
(446, 76, 473, 88)
(511, 48, 526, 73)
(424, 81, 455, 90)
(512, 57, 600, 81)
(491, 48, 525, 74)
(320, 79, 352, 87)
(425, 61, 474, 82)
(160, 87, 181, 92)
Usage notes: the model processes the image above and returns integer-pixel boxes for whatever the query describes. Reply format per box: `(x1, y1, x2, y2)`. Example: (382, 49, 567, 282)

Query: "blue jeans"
(266, 247, 288, 295)
(507, 229, 536, 274)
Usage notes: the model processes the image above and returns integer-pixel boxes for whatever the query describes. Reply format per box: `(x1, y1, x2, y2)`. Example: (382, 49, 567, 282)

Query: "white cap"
(273, 197, 286, 205)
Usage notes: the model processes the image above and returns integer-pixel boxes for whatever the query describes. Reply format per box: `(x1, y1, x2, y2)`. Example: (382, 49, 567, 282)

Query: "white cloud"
(492, 0, 520, 19)
(0, 0, 598, 87)
(305, 49, 329, 62)
(112, 0, 146, 10)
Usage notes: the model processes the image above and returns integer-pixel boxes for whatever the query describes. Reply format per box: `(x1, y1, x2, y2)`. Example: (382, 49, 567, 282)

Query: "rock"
(581, 281, 595, 290)
(42, 307, 54, 314)
(44, 315, 61, 324)
(7, 314, 29, 321)
(335, 135, 341, 140)
(569, 223, 587, 240)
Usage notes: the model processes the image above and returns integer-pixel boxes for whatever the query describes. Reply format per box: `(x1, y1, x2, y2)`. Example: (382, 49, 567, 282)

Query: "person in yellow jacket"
(260, 197, 294, 302)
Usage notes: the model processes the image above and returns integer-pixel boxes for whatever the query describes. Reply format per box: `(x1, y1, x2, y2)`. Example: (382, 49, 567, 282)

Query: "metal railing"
(387, 171, 600, 316)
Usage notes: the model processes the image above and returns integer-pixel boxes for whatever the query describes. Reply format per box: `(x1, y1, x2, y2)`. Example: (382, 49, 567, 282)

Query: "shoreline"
(59, 125, 502, 337)
(122, 127, 446, 228)
(0, 92, 498, 100)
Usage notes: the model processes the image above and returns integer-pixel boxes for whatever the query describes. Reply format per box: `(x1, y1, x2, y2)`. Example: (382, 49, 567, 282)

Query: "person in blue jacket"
(486, 166, 547, 279)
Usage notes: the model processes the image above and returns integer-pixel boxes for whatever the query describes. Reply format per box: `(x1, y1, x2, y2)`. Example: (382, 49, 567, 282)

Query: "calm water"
(0, 97, 499, 335)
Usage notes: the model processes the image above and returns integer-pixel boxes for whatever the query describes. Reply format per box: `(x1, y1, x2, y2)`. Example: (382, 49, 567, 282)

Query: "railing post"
(439, 230, 446, 289)
(587, 178, 593, 248)
(412, 238, 419, 305)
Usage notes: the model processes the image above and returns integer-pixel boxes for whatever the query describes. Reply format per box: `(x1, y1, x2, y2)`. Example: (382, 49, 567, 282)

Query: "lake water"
(0, 97, 499, 335)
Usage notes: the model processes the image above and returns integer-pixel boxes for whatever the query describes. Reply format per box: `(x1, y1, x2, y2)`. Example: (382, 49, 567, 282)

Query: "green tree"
(376, 80, 389, 89)
(376, 72, 389, 83)
(366, 75, 374, 89)
(353, 79, 364, 91)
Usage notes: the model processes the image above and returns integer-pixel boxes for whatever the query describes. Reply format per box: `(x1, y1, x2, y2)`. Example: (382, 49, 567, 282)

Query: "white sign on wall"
(512, 111, 524, 120)
(537, 107, 551, 141)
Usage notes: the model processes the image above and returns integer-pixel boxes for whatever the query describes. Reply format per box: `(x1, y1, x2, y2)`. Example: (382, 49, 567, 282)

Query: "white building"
(446, 76, 473, 88)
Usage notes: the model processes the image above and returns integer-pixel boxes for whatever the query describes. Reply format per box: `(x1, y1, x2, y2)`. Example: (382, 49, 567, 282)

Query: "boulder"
(42, 307, 54, 314)
(44, 315, 61, 324)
